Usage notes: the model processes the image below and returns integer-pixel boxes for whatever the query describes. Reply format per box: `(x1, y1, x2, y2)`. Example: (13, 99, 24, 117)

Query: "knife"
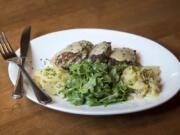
(12, 26, 31, 99)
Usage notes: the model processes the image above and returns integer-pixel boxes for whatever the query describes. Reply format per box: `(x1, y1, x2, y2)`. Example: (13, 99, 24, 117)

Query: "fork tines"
(0, 32, 16, 59)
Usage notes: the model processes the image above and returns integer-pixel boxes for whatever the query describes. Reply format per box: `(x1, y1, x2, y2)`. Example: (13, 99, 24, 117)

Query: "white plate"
(8, 28, 180, 115)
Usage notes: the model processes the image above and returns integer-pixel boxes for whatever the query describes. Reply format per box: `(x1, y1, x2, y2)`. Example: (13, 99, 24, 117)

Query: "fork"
(0, 32, 52, 104)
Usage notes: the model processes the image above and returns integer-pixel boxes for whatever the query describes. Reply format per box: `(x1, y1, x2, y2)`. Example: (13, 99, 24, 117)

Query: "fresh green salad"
(58, 61, 131, 106)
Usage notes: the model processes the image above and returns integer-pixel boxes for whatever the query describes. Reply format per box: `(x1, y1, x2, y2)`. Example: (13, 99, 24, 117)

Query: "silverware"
(0, 32, 52, 104)
(12, 26, 31, 99)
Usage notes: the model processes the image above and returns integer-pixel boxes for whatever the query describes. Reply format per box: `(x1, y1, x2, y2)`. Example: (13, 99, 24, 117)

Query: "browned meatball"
(89, 41, 112, 63)
(108, 48, 136, 66)
(51, 40, 93, 69)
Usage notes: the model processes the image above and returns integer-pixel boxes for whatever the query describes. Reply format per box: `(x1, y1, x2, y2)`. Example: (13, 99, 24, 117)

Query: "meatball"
(89, 41, 112, 63)
(108, 48, 136, 65)
(51, 40, 93, 69)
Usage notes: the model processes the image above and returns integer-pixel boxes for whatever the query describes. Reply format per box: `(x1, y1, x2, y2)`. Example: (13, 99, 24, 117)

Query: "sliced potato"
(34, 67, 69, 95)
(122, 65, 161, 97)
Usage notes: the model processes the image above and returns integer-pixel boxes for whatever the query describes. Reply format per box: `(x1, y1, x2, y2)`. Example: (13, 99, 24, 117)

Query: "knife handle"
(12, 69, 24, 99)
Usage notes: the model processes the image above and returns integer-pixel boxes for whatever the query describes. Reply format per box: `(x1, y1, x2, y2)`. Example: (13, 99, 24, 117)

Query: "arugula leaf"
(58, 61, 131, 106)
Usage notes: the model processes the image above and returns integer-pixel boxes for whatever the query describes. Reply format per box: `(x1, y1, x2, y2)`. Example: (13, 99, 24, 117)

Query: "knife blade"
(12, 26, 31, 99)
(20, 26, 31, 65)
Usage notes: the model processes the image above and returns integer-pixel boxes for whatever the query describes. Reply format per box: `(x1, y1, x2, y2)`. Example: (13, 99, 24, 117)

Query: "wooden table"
(0, 0, 180, 135)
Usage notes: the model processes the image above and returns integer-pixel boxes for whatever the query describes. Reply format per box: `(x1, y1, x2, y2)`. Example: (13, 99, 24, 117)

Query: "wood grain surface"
(0, 0, 180, 135)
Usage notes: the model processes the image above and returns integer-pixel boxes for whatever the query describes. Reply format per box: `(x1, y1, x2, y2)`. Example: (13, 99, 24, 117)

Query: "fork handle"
(12, 70, 24, 99)
(17, 64, 52, 104)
